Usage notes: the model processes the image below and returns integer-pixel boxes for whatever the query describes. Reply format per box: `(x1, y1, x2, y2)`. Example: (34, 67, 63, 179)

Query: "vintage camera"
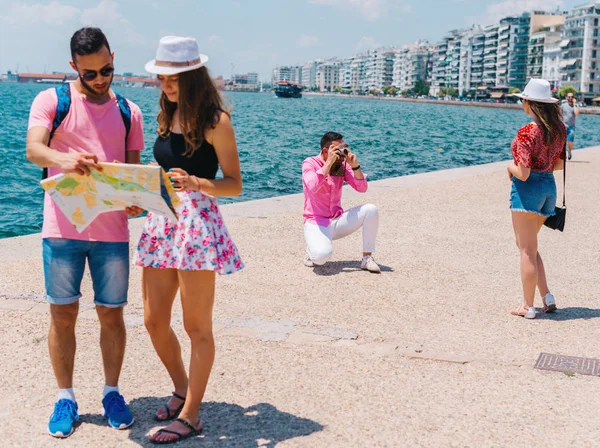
(330, 146, 349, 177)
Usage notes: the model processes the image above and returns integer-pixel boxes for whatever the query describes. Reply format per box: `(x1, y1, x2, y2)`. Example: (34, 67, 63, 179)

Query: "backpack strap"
(114, 91, 132, 151)
(43, 88, 132, 180)
(43, 83, 72, 179)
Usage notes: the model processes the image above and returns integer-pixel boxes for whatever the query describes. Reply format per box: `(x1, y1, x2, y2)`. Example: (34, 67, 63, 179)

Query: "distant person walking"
(561, 91, 579, 160)
(135, 36, 244, 444)
(508, 79, 566, 319)
(25, 27, 145, 438)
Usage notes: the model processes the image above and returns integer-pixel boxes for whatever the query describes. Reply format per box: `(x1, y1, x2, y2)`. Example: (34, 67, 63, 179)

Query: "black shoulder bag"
(544, 144, 567, 232)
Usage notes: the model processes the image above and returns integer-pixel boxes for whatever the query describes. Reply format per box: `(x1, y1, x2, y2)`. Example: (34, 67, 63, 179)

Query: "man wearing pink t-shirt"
(26, 28, 144, 438)
(302, 132, 380, 273)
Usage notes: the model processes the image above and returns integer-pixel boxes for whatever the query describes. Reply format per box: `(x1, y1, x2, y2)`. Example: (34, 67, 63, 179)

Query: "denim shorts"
(566, 126, 576, 142)
(510, 172, 557, 217)
(42, 238, 129, 307)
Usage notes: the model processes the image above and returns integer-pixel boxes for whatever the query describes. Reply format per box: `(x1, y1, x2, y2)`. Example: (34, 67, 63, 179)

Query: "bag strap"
(43, 88, 132, 180)
(114, 91, 132, 150)
(43, 83, 72, 179)
(561, 141, 567, 207)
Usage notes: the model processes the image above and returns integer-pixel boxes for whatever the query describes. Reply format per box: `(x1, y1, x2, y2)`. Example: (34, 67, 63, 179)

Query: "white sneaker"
(304, 252, 314, 267)
(524, 306, 537, 319)
(544, 293, 557, 313)
(361, 255, 381, 273)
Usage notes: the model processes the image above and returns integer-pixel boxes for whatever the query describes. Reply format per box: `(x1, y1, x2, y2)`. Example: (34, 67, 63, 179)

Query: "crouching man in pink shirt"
(302, 132, 380, 273)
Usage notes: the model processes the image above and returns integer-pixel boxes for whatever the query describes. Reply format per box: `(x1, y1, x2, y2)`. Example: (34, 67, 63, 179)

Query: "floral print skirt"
(135, 190, 244, 274)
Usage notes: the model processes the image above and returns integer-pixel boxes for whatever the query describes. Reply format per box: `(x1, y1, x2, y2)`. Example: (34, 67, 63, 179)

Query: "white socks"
(58, 388, 76, 403)
(103, 385, 120, 398)
(57, 386, 119, 402)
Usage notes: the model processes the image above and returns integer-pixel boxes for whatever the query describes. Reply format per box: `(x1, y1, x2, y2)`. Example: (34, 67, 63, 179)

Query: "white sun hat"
(513, 78, 559, 104)
(145, 36, 209, 75)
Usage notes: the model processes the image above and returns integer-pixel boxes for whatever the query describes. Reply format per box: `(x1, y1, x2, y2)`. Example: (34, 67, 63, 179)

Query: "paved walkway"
(2, 148, 600, 447)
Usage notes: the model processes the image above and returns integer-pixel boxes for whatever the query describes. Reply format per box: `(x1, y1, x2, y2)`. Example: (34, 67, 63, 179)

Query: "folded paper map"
(41, 163, 181, 233)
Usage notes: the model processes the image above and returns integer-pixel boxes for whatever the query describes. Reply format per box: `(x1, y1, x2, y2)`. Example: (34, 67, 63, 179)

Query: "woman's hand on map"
(169, 168, 203, 192)
(58, 152, 102, 176)
(126, 206, 144, 217)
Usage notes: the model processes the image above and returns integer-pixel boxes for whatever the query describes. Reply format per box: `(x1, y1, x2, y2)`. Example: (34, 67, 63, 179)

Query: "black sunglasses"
(80, 66, 114, 82)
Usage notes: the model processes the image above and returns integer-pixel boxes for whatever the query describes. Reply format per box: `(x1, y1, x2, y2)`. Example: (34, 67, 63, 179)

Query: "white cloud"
(297, 34, 320, 48)
(80, 0, 147, 47)
(473, 0, 565, 26)
(0, 1, 79, 26)
(356, 36, 380, 52)
(308, 0, 411, 21)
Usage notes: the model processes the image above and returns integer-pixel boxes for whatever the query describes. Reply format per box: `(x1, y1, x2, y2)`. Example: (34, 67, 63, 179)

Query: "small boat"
(274, 81, 302, 98)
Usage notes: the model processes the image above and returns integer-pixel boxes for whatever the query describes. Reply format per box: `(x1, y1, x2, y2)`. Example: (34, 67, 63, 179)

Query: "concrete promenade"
(1, 148, 600, 447)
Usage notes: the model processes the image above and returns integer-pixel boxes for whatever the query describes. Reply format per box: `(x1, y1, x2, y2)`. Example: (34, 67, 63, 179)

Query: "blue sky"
(0, 0, 585, 80)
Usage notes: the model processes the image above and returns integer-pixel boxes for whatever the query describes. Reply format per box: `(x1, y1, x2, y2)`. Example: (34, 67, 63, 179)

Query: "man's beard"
(80, 73, 113, 96)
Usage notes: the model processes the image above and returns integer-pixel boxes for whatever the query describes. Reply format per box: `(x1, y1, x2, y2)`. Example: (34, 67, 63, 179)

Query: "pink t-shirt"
(28, 85, 145, 242)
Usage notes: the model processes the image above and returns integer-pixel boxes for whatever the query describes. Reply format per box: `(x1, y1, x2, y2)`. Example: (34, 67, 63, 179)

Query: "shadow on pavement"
(118, 398, 323, 447)
(312, 260, 393, 276)
(537, 307, 600, 321)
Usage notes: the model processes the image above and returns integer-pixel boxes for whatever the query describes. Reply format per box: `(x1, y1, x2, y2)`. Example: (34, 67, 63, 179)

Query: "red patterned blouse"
(511, 122, 566, 173)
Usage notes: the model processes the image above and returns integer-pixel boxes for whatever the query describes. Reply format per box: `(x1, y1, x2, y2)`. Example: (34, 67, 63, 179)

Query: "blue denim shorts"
(567, 126, 576, 142)
(510, 172, 557, 217)
(42, 238, 129, 307)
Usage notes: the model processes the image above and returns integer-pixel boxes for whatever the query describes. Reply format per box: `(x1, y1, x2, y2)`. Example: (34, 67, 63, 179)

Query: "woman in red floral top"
(508, 79, 566, 319)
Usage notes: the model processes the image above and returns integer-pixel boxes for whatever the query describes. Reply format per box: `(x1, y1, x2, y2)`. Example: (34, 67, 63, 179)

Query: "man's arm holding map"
(27, 128, 102, 175)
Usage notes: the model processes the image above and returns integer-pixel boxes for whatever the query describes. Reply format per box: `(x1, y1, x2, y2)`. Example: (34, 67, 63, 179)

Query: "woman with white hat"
(508, 78, 566, 319)
(135, 36, 244, 443)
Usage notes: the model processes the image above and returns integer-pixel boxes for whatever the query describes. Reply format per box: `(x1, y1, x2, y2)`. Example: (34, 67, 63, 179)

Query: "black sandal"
(154, 392, 186, 422)
(150, 418, 202, 445)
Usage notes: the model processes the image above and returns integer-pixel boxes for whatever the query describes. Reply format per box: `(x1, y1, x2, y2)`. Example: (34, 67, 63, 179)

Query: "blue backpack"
(43, 83, 132, 179)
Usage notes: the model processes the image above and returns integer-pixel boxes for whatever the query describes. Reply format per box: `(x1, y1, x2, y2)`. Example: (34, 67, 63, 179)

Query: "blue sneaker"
(102, 391, 134, 429)
(48, 399, 79, 438)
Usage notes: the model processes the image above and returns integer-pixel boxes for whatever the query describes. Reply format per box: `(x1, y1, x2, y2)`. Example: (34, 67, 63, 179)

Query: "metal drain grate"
(535, 353, 600, 376)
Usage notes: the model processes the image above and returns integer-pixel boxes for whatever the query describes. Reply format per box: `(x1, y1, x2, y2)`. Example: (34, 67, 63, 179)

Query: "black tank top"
(154, 133, 219, 179)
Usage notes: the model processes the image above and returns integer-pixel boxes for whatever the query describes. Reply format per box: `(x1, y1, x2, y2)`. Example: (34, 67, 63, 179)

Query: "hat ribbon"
(154, 58, 201, 68)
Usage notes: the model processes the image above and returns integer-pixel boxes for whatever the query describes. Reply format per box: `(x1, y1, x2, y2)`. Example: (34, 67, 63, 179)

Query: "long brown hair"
(157, 66, 229, 156)
(526, 100, 564, 145)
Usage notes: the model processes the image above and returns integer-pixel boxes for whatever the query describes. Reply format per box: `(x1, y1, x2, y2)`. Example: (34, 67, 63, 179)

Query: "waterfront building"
(560, 3, 600, 100)
(529, 24, 564, 85)
(316, 60, 341, 92)
(458, 27, 485, 93)
(302, 61, 318, 89)
(392, 40, 431, 92)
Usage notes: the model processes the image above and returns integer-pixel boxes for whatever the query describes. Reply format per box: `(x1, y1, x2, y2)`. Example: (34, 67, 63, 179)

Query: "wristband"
(352, 165, 361, 171)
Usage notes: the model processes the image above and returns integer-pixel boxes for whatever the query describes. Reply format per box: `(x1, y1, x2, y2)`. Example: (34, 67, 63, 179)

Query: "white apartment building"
(483, 25, 499, 87)
(316, 60, 342, 92)
(560, 3, 600, 99)
(392, 41, 431, 91)
(272, 66, 291, 84)
(302, 61, 318, 89)
(430, 37, 450, 95)
(543, 33, 563, 89)
(459, 27, 485, 92)
(529, 25, 563, 80)
(362, 48, 395, 92)
(271, 65, 302, 86)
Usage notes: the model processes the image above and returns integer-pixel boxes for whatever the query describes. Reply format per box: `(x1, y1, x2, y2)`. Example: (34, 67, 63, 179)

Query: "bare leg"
(512, 212, 541, 308)
(150, 270, 215, 443)
(49, 303, 79, 389)
(568, 141, 574, 158)
(142, 268, 188, 419)
(96, 306, 126, 387)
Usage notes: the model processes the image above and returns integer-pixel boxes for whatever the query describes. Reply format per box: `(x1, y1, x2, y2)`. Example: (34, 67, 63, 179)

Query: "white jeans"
(304, 204, 379, 265)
